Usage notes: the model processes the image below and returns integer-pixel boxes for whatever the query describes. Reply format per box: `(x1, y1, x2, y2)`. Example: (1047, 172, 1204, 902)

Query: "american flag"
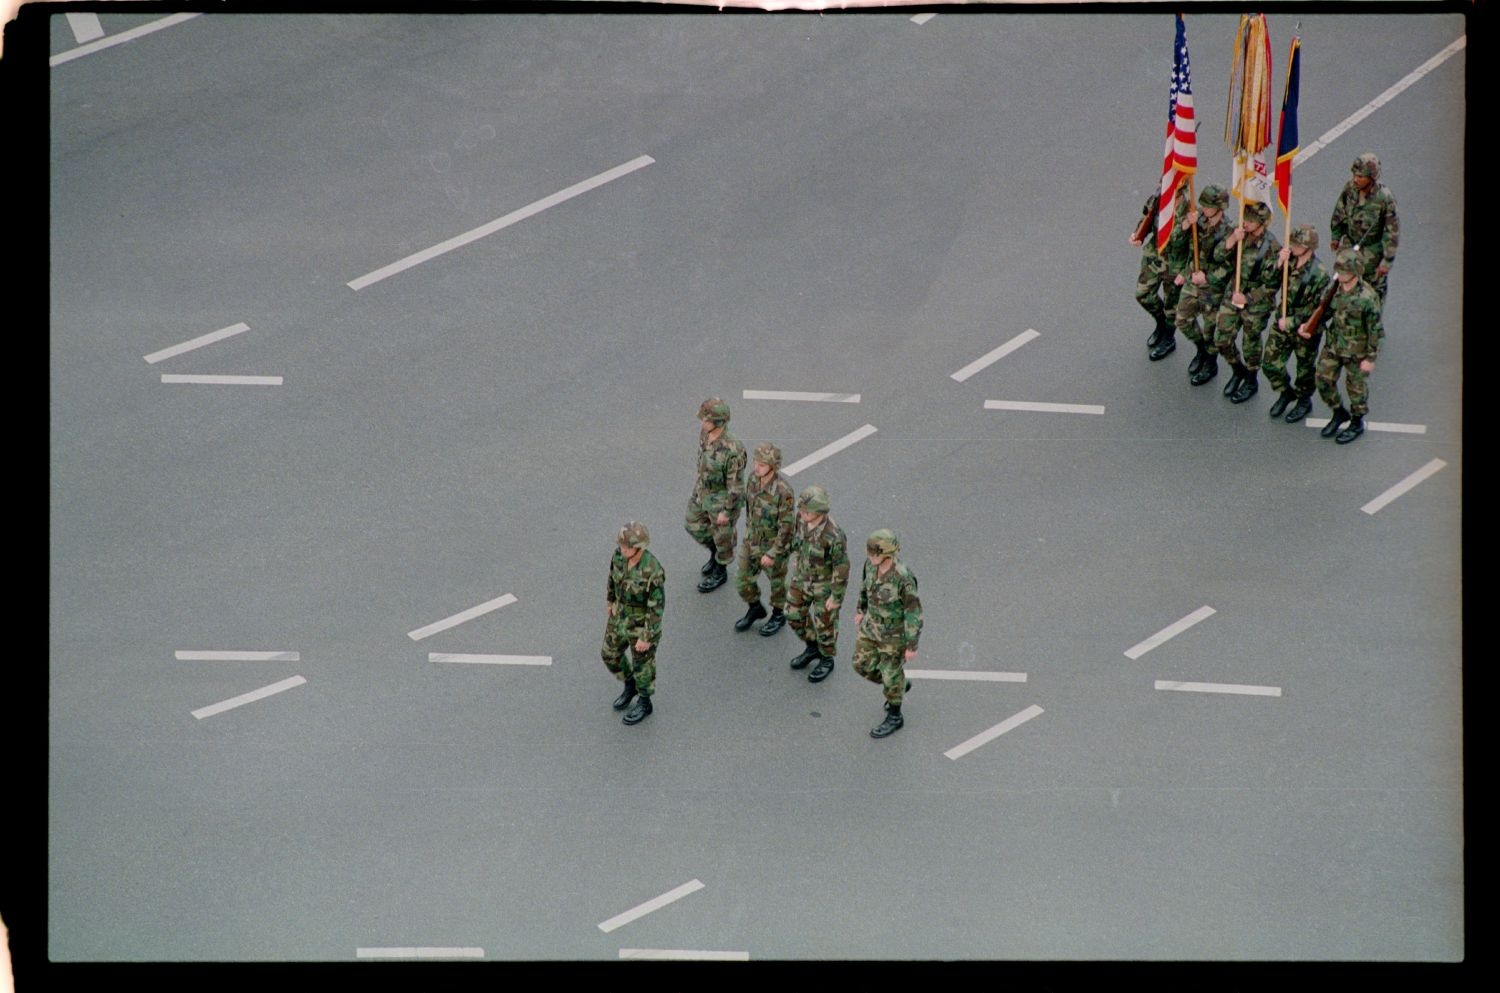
(1274, 37, 1301, 216)
(1156, 15, 1197, 253)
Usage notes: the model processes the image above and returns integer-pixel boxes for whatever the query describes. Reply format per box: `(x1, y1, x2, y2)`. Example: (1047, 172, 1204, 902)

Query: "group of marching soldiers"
(603, 398, 923, 737)
(1130, 153, 1396, 443)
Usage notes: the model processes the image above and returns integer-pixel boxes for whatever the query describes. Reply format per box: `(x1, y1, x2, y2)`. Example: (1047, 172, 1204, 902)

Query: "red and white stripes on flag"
(1156, 14, 1198, 252)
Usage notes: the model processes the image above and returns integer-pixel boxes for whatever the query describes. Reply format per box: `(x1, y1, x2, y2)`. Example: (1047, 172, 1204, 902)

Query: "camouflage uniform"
(1213, 203, 1282, 374)
(736, 446, 796, 612)
(1134, 186, 1191, 334)
(1316, 251, 1385, 424)
(1172, 185, 1235, 366)
(1329, 153, 1398, 300)
(602, 525, 665, 709)
(853, 559, 923, 708)
(1263, 226, 1333, 407)
(786, 491, 849, 665)
(684, 399, 747, 570)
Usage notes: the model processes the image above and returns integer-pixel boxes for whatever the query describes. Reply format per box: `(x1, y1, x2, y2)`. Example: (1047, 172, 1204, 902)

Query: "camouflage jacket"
(1141, 188, 1192, 270)
(1329, 181, 1399, 268)
(1323, 278, 1385, 363)
(1196, 217, 1237, 294)
(790, 514, 849, 601)
(1224, 228, 1283, 310)
(1281, 254, 1333, 331)
(856, 559, 923, 650)
(743, 472, 795, 558)
(606, 548, 665, 644)
(693, 426, 747, 515)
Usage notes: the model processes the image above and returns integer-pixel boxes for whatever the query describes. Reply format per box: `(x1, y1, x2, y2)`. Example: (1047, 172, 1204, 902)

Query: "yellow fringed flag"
(1226, 13, 1275, 209)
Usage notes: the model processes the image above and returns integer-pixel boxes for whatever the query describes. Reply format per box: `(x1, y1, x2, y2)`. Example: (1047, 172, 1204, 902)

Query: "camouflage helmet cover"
(1351, 153, 1381, 180)
(798, 484, 830, 513)
(752, 442, 782, 469)
(1334, 249, 1364, 276)
(1198, 184, 1229, 208)
(1243, 200, 1272, 225)
(1289, 224, 1319, 249)
(866, 528, 899, 557)
(697, 397, 731, 424)
(617, 521, 650, 549)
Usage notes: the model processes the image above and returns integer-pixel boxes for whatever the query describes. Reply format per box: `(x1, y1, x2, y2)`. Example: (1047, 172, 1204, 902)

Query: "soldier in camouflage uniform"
(684, 398, 747, 593)
(1170, 184, 1236, 384)
(853, 529, 923, 740)
(733, 442, 796, 636)
(1315, 249, 1385, 445)
(785, 484, 849, 684)
(1214, 200, 1282, 404)
(1329, 153, 1399, 301)
(603, 522, 666, 726)
(1264, 224, 1333, 422)
(1130, 184, 1191, 358)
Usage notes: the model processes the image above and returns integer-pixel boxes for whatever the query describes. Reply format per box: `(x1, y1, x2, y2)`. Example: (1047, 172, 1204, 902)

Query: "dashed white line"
(911, 13, 937, 26)
(160, 374, 283, 386)
(175, 651, 300, 662)
(983, 400, 1105, 416)
(355, 947, 484, 959)
(144, 323, 251, 364)
(348, 155, 655, 290)
(950, 329, 1039, 383)
(1124, 606, 1216, 660)
(742, 390, 861, 404)
(943, 705, 1045, 761)
(1155, 680, 1282, 698)
(191, 676, 307, 720)
(50, 13, 202, 67)
(1304, 418, 1427, 435)
(65, 13, 105, 44)
(1361, 458, 1448, 516)
(906, 669, 1026, 683)
(620, 949, 749, 961)
(598, 879, 705, 934)
(428, 653, 552, 666)
(780, 424, 878, 477)
(407, 594, 519, 641)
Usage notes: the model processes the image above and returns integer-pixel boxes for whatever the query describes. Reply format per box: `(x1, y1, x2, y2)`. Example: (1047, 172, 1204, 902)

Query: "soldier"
(1213, 199, 1282, 404)
(1330, 153, 1399, 300)
(603, 522, 666, 726)
(684, 397, 747, 593)
(853, 529, 923, 740)
(785, 484, 849, 684)
(1169, 184, 1236, 383)
(733, 442, 796, 636)
(1315, 249, 1385, 444)
(1264, 224, 1333, 422)
(1130, 184, 1191, 358)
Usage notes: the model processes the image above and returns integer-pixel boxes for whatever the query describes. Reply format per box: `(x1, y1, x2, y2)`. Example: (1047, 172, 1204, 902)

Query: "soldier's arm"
(828, 534, 850, 604)
(642, 563, 666, 644)
(1379, 192, 1399, 268)
(1329, 188, 1349, 245)
(724, 445, 747, 517)
(857, 561, 870, 614)
(902, 573, 923, 651)
(606, 554, 618, 604)
(1365, 296, 1385, 363)
(771, 487, 795, 560)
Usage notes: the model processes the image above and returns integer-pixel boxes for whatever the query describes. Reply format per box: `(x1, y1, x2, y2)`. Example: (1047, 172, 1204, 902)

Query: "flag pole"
(1190, 173, 1199, 271)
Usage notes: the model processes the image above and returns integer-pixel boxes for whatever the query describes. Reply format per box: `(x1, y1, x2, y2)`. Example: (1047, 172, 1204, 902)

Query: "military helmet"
(1289, 224, 1319, 249)
(1351, 153, 1381, 180)
(798, 484, 830, 514)
(617, 521, 650, 549)
(1198, 184, 1229, 208)
(866, 528, 899, 557)
(1243, 200, 1272, 225)
(753, 442, 782, 470)
(1334, 249, 1365, 276)
(697, 397, 730, 425)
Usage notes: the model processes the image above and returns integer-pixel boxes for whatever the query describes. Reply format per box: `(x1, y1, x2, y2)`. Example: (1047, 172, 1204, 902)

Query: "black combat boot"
(734, 601, 768, 632)
(700, 544, 718, 576)
(1222, 363, 1246, 397)
(759, 607, 787, 637)
(1268, 389, 1296, 418)
(790, 640, 820, 669)
(612, 677, 637, 711)
(1187, 341, 1207, 375)
(622, 694, 653, 725)
(1230, 368, 1259, 404)
(1148, 332, 1176, 361)
(808, 652, 835, 683)
(1335, 416, 1366, 444)
(1320, 406, 1349, 438)
(697, 561, 728, 592)
(1147, 312, 1170, 349)
(1189, 352, 1218, 386)
(870, 704, 904, 738)
(1285, 395, 1313, 423)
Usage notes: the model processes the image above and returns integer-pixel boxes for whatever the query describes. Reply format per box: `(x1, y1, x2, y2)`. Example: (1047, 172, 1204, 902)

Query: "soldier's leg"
(1182, 287, 1219, 383)
(1366, 264, 1389, 302)
(1214, 301, 1243, 363)
(684, 497, 716, 573)
(710, 515, 737, 567)
(1137, 254, 1172, 351)
(785, 582, 810, 641)
(879, 652, 906, 707)
(767, 556, 789, 611)
(1262, 327, 1292, 393)
(852, 635, 882, 686)
(1344, 365, 1370, 419)
(735, 542, 763, 604)
(807, 590, 838, 682)
(1292, 333, 1322, 399)
(1241, 309, 1269, 372)
(602, 622, 629, 680)
(630, 645, 656, 698)
(1317, 353, 1351, 437)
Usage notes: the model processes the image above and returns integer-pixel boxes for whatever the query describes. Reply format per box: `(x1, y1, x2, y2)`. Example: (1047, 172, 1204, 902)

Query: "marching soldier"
(785, 485, 849, 684)
(1315, 249, 1385, 444)
(853, 530, 923, 740)
(733, 442, 796, 636)
(1330, 153, 1399, 301)
(1214, 199, 1282, 404)
(1265, 224, 1333, 422)
(1130, 184, 1192, 359)
(1169, 184, 1237, 383)
(603, 522, 666, 726)
(684, 397, 746, 593)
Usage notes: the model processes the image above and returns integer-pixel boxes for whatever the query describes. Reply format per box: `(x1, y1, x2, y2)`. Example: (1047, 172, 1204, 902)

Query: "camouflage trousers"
(1214, 302, 1273, 370)
(602, 619, 658, 697)
(1172, 280, 1222, 346)
(1262, 325, 1323, 397)
(853, 635, 908, 706)
(684, 491, 737, 566)
(786, 580, 841, 656)
(736, 542, 788, 608)
(1135, 253, 1183, 323)
(1316, 350, 1372, 418)
(1362, 262, 1389, 301)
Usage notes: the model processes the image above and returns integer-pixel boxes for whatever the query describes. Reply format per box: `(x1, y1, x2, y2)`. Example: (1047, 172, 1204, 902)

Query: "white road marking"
(906, 669, 1026, 683)
(742, 390, 861, 403)
(983, 400, 1105, 416)
(175, 651, 300, 662)
(191, 676, 307, 720)
(1294, 37, 1465, 166)
(620, 949, 749, 961)
(1155, 680, 1282, 698)
(780, 424, 878, 477)
(407, 594, 518, 641)
(1304, 418, 1427, 435)
(949, 329, 1039, 383)
(144, 323, 250, 364)
(428, 653, 552, 666)
(355, 947, 484, 959)
(944, 705, 1044, 760)
(1361, 458, 1448, 516)
(348, 155, 655, 290)
(65, 13, 105, 44)
(50, 13, 202, 67)
(597, 879, 705, 934)
(1124, 606, 1216, 660)
(160, 374, 283, 386)
(911, 13, 937, 26)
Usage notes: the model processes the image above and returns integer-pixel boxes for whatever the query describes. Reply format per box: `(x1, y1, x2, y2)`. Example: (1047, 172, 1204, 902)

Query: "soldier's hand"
(1330, 239, 1341, 251)
(716, 512, 729, 526)
(904, 648, 917, 663)
(760, 553, 774, 568)
(1277, 317, 1287, 331)
(1297, 322, 1312, 340)
(1277, 247, 1291, 266)
(1360, 359, 1375, 373)
(1231, 291, 1247, 309)
(634, 638, 651, 653)
(1224, 228, 1242, 248)
(1129, 232, 1144, 246)
(1376, 263, 1391, 277)
(854, 611, 863, 626)
(1174, 274, 1186, 287)
(1191, 271, 1207, 286)
(1185, 209, 1199, 227)
(825, 597, 837, 613)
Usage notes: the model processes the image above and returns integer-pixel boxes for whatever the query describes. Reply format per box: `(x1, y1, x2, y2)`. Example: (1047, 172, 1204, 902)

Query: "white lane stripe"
(597, 879, 705, 934)
(144, 323, 250, 364)
(1124, 606, 1216, 660)
(944, 705, 1045, 761)
(191, 676, 307, 720)
(1294, 36, 1466, 166)
(1304, 418, 1427, 435)
(911, 13, 937, 26)
(950, 329, 1039, 383)
(1155, 680, 1282, 697)
(160, 374, 283, 386)
(348, 155, 655, 290)
(620, 949, 749, 961)
(906, 669, 1026, 683)
(428, 653, 552, 666)
(742, 390, 861, 404)
(355, 947, 484, 959)
(407, 594, 518, 641)
(175, 651, 300, 662)
(1361, 458, 1448, 516)
(983, 400, 1105, 416)
(780, 424, 878, 477)
(50, 13, 202, 67)
(65, 13, 105, 44)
